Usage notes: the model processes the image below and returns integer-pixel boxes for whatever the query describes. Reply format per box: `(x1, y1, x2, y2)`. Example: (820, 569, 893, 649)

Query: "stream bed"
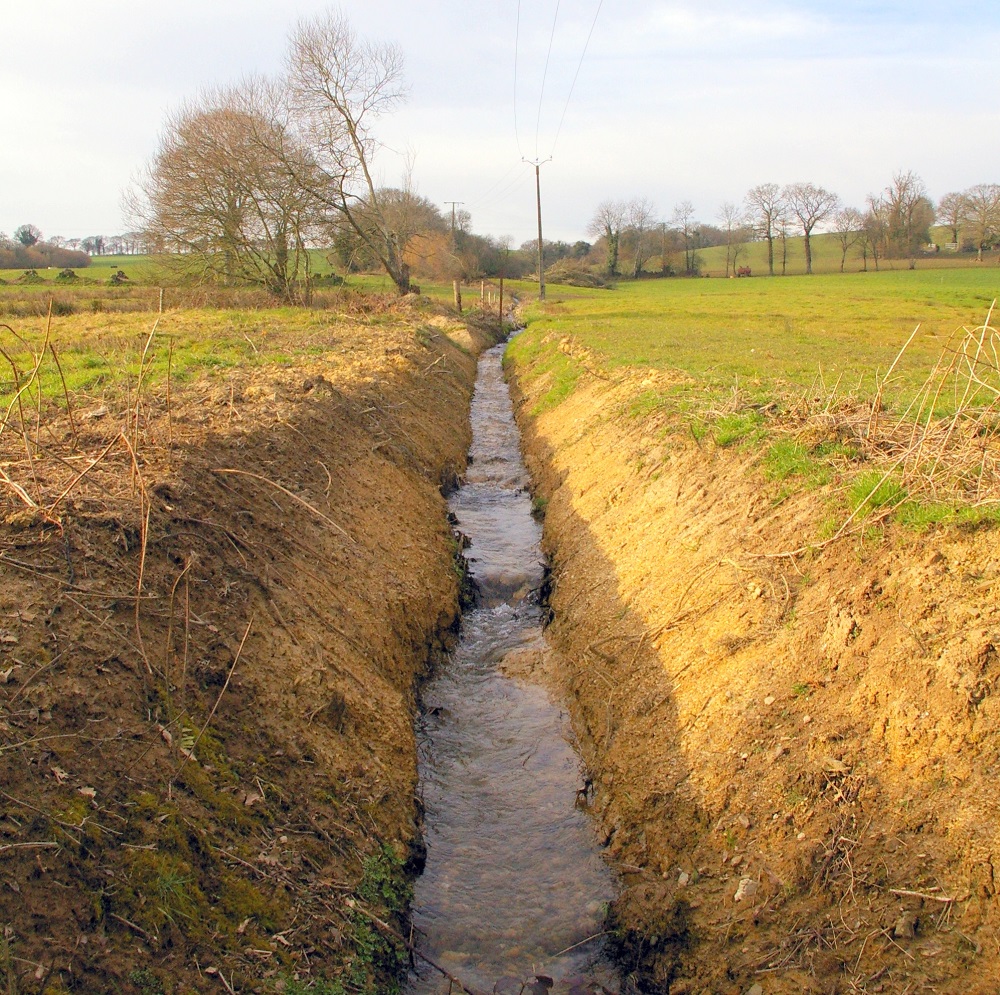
(405, 341, 623, 995)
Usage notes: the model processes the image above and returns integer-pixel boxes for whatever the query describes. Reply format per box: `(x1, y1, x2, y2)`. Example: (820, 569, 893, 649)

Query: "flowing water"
(405, 342, 621, 995)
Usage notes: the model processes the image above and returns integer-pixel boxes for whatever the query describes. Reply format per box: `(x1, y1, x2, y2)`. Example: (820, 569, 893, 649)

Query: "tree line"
(585, 173, 1000, 280)
(0, 225, 90, 271)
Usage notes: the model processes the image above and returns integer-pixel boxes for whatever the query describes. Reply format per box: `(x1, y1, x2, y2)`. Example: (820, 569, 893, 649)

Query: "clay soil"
(0, 298, 497, 994)
(510, 337, 1000, 995)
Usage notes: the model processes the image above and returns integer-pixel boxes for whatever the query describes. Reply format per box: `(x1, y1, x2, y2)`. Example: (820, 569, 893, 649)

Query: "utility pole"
(444, 201, 464, 239)
(523, 157, 551, 302)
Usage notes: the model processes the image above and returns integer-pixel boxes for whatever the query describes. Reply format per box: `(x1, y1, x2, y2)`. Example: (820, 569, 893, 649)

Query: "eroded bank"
(0, 301, 497, 993)
(508, 331, 1000, 995)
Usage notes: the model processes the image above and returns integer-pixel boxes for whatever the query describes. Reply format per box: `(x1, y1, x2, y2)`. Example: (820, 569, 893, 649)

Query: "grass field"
(519, 268, 1000, 408)
(510, 267, 1000, 529)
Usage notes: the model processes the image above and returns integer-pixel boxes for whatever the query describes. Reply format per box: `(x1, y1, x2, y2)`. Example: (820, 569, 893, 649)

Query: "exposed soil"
(0, 299, 497, 993)
(509, 335, 1000, 995)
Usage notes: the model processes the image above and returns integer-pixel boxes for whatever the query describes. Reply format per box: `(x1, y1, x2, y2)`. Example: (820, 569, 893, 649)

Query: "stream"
(405, 341, 622, 995)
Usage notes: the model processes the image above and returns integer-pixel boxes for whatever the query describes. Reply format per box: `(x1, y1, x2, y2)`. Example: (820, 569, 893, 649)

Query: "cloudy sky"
(3, 1, 999, 245)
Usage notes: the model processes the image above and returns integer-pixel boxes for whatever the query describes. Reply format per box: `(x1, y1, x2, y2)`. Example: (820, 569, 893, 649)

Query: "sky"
(3, 1, 1000, 246)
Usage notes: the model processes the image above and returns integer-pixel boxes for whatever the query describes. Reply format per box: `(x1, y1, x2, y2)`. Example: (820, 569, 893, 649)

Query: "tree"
(625, 197, 657, 279)
(832, 207, 864, 272)
(882, 170, 934, 266)
(744, 183, 784, 276)
(586, 199, 627, 276)
(717, 201, 750, 278)
(285, 9, 416, 294)
(961, 183, 1000, 261)
(861, 197, 889, 271)
(131, 82, 323, 300)
(14, 224, 41, 248)
(783, 183, 840, 274)
(936, 191, 967, 247)
(672, 200, 700, 276)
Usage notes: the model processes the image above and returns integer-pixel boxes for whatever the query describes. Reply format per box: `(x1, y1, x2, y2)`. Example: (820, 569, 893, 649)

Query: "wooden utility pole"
(523, 157, 551, 302)
(444, 201, 464, 239)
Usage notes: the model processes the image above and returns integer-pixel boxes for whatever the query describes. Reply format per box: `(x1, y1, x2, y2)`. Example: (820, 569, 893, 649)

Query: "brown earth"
(509, 335, 1000, 995)
(0, 299, 497, 994)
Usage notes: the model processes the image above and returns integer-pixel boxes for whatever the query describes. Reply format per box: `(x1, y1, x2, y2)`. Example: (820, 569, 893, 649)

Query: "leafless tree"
(672, 200, 700, 276)
(285, 9, 415, 293)
(961, 183, 1000, 261)
(130, 82, 323, 301)
(861, 196, 890, 271)
(882, 170, 934, 267)
(936, 191, 968, 247)
(744, 183, 784, 276)
(625, 197, 657, 278)
(717, 201, 750, 278)
(783, 182, 840, 274)
(831, 207, 864, 272)
(586, 199, 627, 276)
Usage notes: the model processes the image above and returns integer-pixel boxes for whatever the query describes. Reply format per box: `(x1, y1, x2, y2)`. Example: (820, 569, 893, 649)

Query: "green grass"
(511, 268, 1000, 534)
(690, 230, 1000, 278)
(521, 268, 999, 413)
(0, 307, 380, 408)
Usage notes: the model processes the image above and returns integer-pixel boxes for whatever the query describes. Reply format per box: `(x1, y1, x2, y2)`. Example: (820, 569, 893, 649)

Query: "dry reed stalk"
(164, 555, 196, 696)
(212, 467, 355, 542)
(110, 430, 154, 676)
(47, 343, 79, 449)
(167, 338, 174, 451)
(0, 344, 41, 503)
(45, 435, 121, 517)
(866, 324, 919, 442)
(132, 314, 161, 456)
(170, 616, 253, 788)
(0, 467, 38, 509)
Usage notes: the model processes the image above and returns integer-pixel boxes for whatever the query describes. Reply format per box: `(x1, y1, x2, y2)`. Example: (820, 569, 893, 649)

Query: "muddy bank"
(0, 300, 497, 993)
(508, 333, 1000, 995)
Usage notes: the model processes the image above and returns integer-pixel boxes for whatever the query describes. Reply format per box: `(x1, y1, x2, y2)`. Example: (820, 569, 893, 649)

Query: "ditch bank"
(0, 300, 498, 994)
(508, 333, 1000, 995)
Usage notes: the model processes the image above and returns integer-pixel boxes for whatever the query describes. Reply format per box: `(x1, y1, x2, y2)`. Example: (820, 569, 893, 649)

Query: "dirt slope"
(509, 336, 1000, 995)
(0, 300, 496, 993)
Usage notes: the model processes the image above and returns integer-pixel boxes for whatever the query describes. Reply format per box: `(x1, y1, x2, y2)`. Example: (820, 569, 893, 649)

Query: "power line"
(534, 0, 562, 159)
(468, 159, 524, 210)
(549, 0, 604, 156)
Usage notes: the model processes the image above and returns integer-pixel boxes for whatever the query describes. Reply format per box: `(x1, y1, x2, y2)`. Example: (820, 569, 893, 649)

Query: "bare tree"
(625, 197, 657, 279)
(936, 191, 967, 247)
(783, 183, 840, 274)
(672, 200, 700, 276)
(130, 82, 323, 300)
(962, 183, 1000, 261)
(882, 170, 934, 267)
(717, 201, 750, 278)
(285, 9, 415, 293)
(831, 208, 863, 272)
(861, 196, 890, 271)
(586, 199, 627, 276)
(744, 183, 784, 276)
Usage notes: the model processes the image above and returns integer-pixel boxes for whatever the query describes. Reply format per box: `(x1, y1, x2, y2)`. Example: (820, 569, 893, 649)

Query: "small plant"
(792, 682, 811, 697)
(847, 470, 907, 514)
(713, 411, 764, 447)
